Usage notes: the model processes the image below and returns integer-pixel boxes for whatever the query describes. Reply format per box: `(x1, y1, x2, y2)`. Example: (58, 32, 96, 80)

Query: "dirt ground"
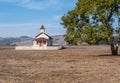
(0, 45, 120, 83)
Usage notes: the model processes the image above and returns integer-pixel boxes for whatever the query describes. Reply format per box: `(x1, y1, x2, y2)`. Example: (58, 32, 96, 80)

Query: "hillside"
(0, 35, 67, 46)
(52, 35, 67, 46)
(0, 36, 32, 46)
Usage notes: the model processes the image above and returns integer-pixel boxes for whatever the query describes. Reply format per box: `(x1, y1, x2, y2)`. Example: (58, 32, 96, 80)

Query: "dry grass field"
(0, 45, 120, 83)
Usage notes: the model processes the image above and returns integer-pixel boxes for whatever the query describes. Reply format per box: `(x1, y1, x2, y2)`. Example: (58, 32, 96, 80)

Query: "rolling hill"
(0, 35, 67, 46)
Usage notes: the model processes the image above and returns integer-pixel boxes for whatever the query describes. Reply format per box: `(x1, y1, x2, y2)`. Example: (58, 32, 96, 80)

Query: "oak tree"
(61, 0, 120, 45)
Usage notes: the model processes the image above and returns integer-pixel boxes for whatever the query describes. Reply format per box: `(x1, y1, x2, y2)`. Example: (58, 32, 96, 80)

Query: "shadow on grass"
(99, 54, 120, 56)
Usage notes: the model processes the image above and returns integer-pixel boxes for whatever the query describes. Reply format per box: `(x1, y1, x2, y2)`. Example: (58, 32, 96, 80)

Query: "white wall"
(15, 46, 62, 50)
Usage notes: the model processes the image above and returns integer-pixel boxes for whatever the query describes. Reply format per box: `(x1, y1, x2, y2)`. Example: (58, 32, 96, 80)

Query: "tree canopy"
(61, 0, 120, 45)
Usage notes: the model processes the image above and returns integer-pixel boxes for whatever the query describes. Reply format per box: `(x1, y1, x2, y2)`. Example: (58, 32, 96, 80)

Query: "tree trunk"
(111, 43, 119, 55)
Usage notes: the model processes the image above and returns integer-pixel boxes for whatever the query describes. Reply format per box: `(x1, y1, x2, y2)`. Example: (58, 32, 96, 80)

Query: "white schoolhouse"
(33, 25, 53, 47)
(15, 25, 62, 50)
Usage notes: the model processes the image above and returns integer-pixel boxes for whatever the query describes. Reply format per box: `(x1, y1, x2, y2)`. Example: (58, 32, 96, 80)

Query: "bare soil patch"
(0, 45, 120, 83)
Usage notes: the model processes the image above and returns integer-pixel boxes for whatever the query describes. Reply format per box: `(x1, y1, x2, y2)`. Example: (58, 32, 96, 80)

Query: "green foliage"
(61, 0, 120, 45)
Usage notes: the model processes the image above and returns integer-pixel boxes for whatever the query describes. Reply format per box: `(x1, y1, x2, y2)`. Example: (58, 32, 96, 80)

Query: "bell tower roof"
(40, 25, 45, 33)
(40, 25, 45, 29)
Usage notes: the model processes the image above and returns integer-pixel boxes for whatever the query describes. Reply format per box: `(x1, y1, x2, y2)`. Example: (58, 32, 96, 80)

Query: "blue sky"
(0, 0, 78, 37)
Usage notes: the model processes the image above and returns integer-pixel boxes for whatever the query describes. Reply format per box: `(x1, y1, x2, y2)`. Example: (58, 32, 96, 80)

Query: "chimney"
(40, 25, 45, 33)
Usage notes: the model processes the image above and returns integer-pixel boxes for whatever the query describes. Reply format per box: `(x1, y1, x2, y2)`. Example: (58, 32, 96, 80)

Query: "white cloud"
(0, 0, 17, 2)
(0, 0, 77, 10)
(0, 23, 40, 28)
(0, 0, 61, 10)
(21, 0, 61, 10)
(0, 22, 65, 37)
(0, 22, 63, 30)
(53, 15, 62, 21)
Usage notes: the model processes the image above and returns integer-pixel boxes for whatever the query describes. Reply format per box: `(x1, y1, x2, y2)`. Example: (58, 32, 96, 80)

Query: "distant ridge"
(0, 36, 32, 46)
(19, 36, 31, 39)
(0, 35, 67, 46)
(52, 35, 67, 46)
